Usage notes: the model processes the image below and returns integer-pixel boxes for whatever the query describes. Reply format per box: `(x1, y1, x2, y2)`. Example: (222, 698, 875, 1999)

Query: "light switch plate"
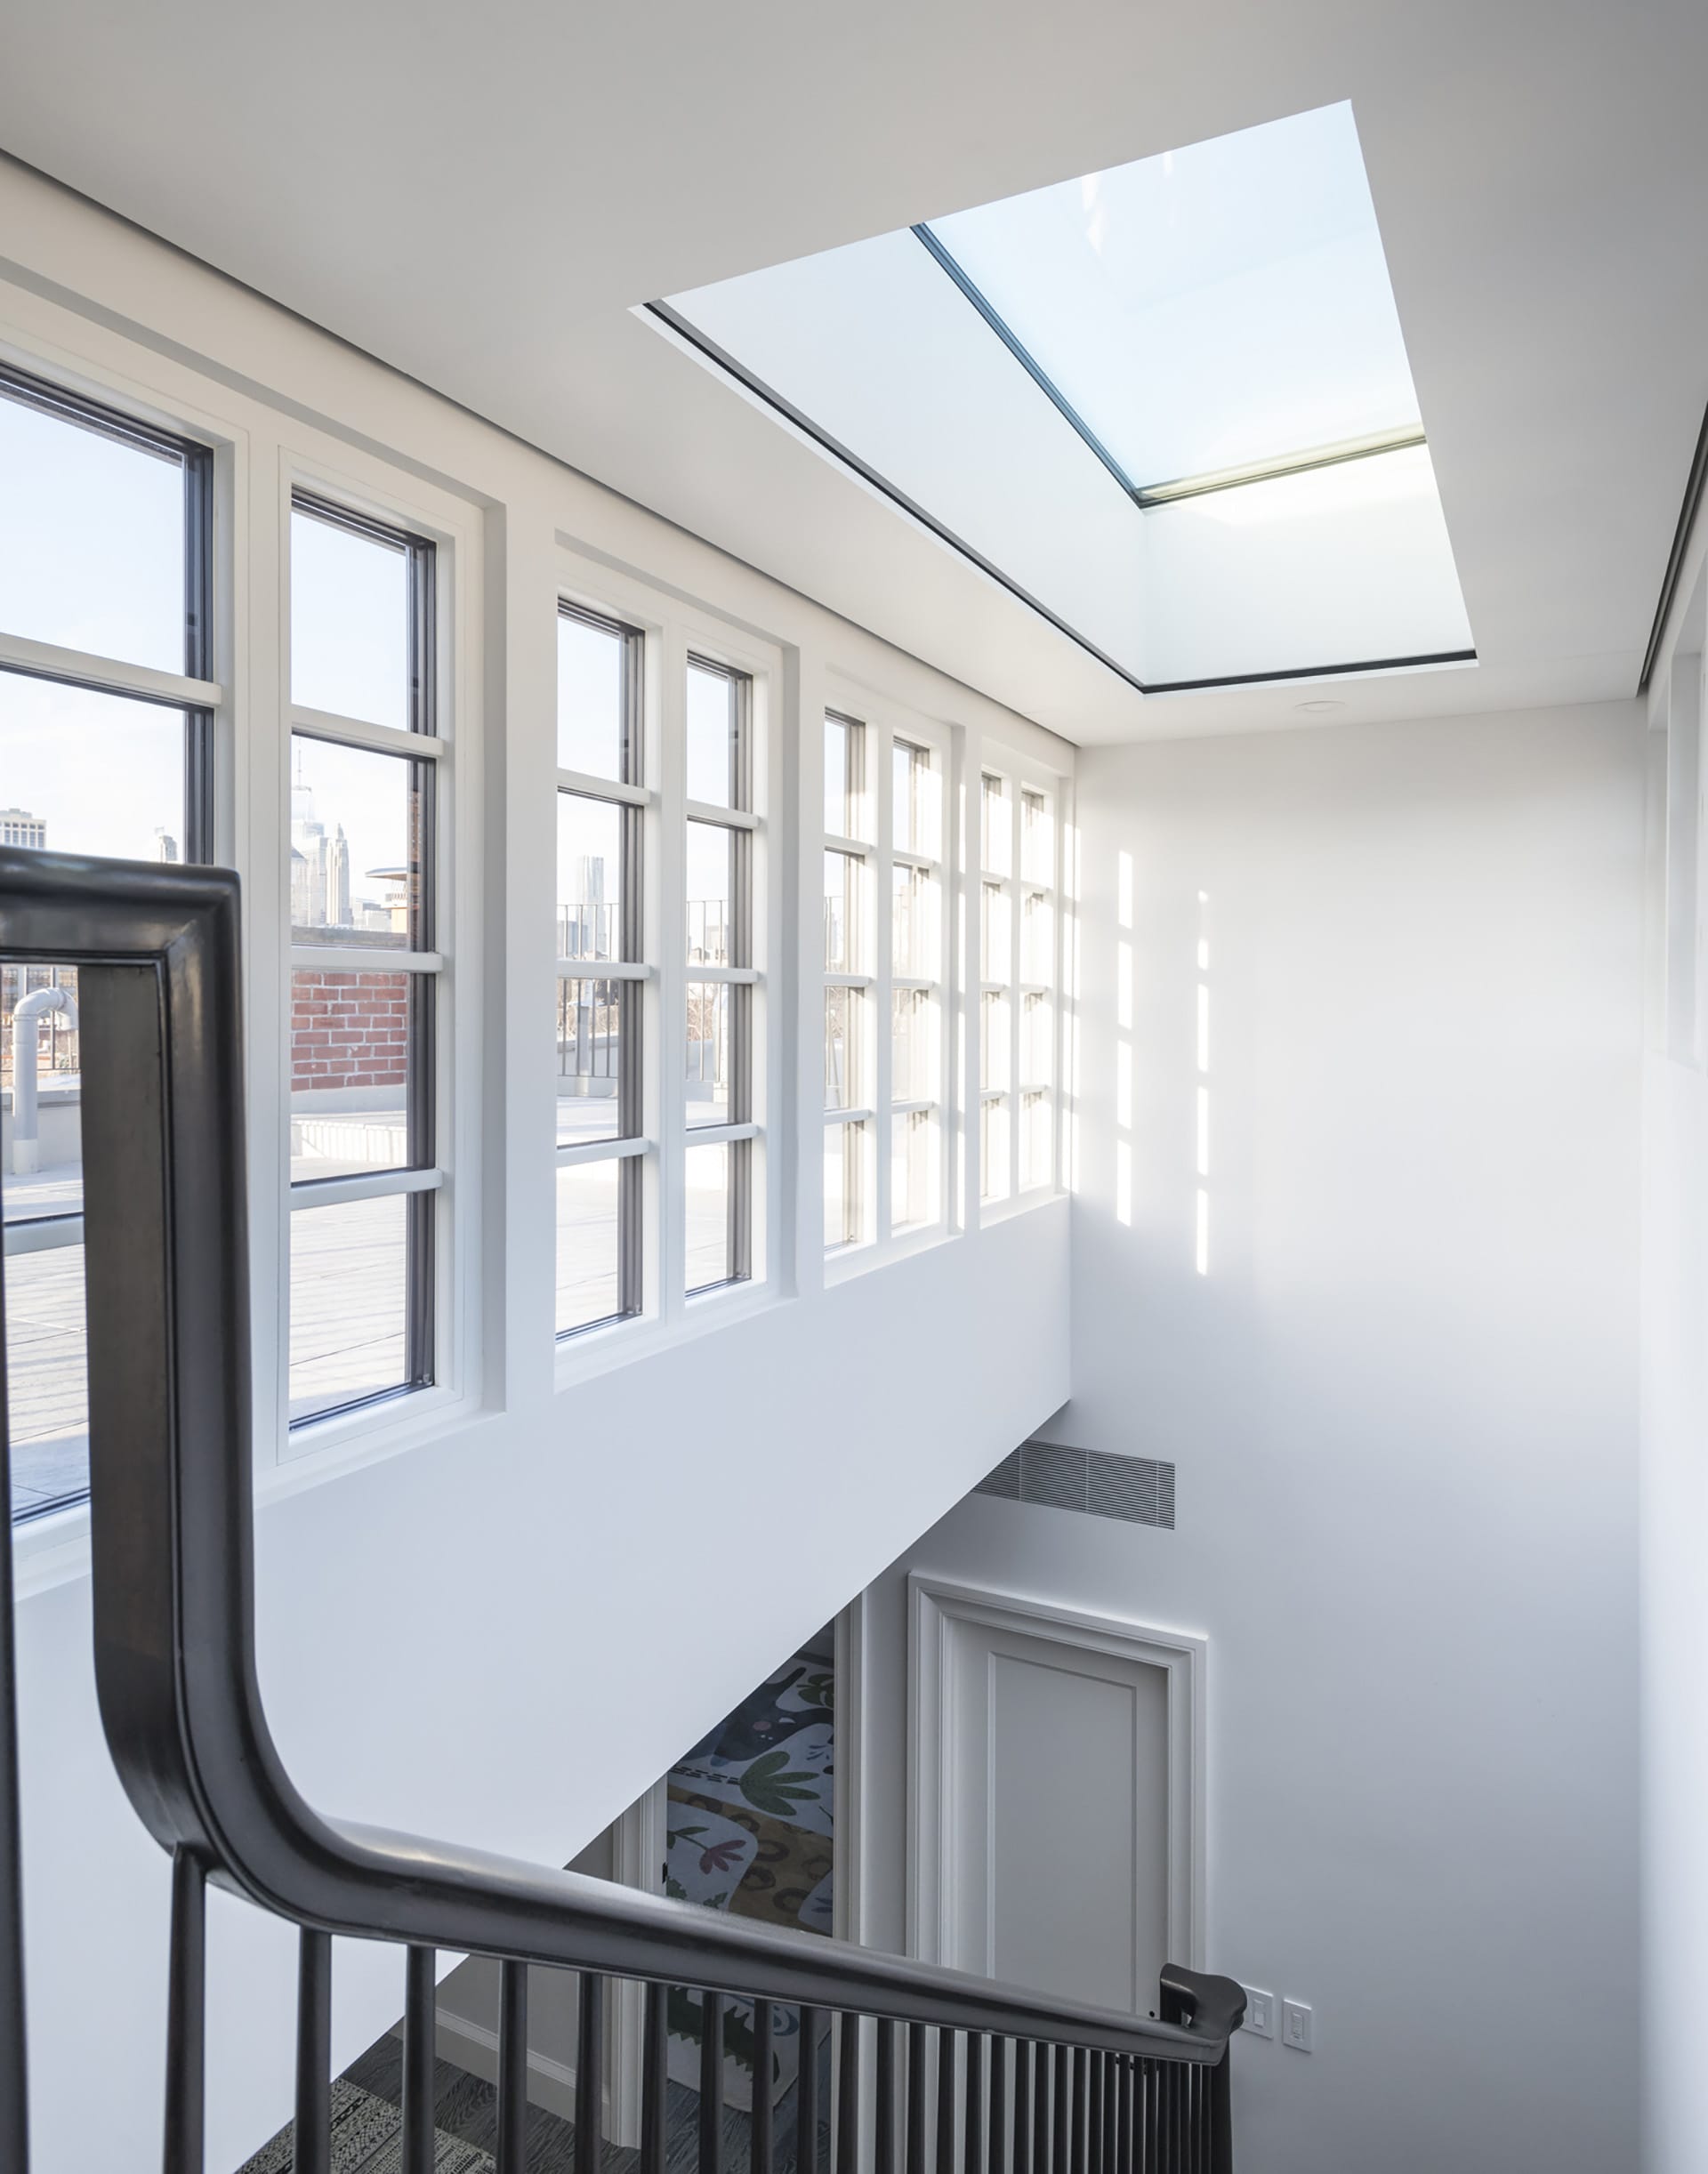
(1282, 1999, 1314, 2053)
(1239, 1986, 1276, 2040)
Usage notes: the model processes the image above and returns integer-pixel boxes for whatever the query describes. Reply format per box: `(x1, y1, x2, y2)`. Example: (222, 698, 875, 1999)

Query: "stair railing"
(0, 849, 1244, 2174)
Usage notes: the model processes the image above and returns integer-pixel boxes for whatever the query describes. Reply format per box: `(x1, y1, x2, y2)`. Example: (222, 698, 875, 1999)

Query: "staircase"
(0, 848, 1244, 2174)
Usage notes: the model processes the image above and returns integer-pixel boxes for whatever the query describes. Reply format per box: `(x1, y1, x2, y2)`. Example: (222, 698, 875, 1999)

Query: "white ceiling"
(4, 0, 1706, 745)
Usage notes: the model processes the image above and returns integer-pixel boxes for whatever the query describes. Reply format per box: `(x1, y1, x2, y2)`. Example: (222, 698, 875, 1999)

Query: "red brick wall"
(291, 970, 409, 1091)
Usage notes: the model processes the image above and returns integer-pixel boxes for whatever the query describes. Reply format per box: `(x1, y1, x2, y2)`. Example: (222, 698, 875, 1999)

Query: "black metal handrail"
(0, 849, 1243, 2174)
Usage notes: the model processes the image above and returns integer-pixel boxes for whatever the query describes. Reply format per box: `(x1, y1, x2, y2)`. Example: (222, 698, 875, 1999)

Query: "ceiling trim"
(1640, 392, 1708, 692)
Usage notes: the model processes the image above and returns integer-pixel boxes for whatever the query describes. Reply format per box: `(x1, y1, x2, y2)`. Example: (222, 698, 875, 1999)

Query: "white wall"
(1637, 565, 1708, 2174)
(858, 703, 1645, 2174)
(0, 163, 1074, 2174)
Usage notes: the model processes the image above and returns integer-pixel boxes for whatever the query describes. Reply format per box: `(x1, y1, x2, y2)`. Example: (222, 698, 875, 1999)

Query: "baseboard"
(431, 2004, 588, 2128)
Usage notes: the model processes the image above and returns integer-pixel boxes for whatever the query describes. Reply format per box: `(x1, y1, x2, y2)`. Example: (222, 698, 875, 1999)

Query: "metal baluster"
(988, 2037, 1006, 2174)
(0, 1239, 28, 2174)
(754, 2002, 775, 2174)
(907, 2022, 929, 2174)
(1102, 2052, 1117, 2174)
(1115, 2058, 1131, 2174)
(836, 2014, 860, 2174)
(402, 1945, 436, 2174)
(1070, 2049, 1086, 2174)
(698, 1991, 723, 2174)
(964, 2033, 984, 2174)
(642, 1986, 669, 2174)
(495, 1961, 528, 2174)
(164, 1849, 206, 2174)
(936, 2030, 956, 2174)
(1088, 2054, 1102, 2174)
(579, 1975, 607, 2174)
(1032, 2044, 1050, 2174)
(1051, 2048, 1069, 2174)
(798, 2008, 822, 2174)
(292, 1928, 331, 2174)
(1156, 2060, 1173, 2174)
(1207, 2049, 1232, 2174)
(877, 2018, 898, 2174)
(1012, 2041, 1032, 2174)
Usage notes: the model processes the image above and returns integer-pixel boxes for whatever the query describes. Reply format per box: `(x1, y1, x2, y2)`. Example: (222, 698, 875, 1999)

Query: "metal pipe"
(6, 983, 74, 1175)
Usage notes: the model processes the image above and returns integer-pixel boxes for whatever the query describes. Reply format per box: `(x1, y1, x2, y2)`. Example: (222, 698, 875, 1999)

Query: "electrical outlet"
(1238, 1986, 1275, 2040)
(1282, 1999, 1314, 2053)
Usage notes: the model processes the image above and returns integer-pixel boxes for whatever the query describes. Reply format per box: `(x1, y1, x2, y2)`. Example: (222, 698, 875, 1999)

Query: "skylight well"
(653, 102, 1473, 693)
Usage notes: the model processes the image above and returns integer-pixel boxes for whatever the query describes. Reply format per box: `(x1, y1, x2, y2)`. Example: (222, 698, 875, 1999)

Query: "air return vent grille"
(974, 1441, 1175, 1529)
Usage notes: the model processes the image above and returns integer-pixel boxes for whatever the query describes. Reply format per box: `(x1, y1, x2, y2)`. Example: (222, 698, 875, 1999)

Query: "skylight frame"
(912, 225, 1430, 511)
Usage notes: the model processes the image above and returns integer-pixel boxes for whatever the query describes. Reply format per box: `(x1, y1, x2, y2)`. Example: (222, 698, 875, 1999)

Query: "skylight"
(924, 102, 1422, 494)
(652, 101, 1472, 693)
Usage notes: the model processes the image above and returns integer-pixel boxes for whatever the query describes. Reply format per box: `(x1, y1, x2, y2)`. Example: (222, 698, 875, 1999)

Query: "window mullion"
(874, 723, 895, 1245)
(657, 624, 689, 1321)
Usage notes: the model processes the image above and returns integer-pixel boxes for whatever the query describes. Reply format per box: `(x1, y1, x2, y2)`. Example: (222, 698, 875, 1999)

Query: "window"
(980, 767, 1059, 1204)
(685, 658, 755, 1292)
(825, 707, 945, 1254)
(1, 364, 214, 1521)
(556, 607, 645, 1336)
(286, 495, 441, 1425)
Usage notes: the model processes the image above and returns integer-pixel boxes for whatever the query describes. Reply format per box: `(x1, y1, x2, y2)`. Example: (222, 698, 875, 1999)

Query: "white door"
(912, 1582, 1201, 2020)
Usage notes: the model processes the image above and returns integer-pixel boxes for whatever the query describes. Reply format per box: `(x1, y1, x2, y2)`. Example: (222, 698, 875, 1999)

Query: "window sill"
(552, 1277, 783, 1394)
(823, 1220, 955, 1288)
(12, 1494, 94, 1600)
(977, 1184, 1064, 1229)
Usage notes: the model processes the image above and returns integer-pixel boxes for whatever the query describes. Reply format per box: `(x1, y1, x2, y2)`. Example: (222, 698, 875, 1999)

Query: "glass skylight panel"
(927, 102, 1419, 488)
(658, 99, 1470, 689)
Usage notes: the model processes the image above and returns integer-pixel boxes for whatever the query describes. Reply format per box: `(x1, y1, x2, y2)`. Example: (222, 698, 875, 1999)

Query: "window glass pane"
(2, 676, 185, 861)
(1021, 890, 1054, 983)
(2, 964, 83, 1223)
(0, 386, 186, 672)
(980, 773, 1011, 875)
(290, 967, 417, 1181)
(825, 714, 849, 836)
(688, 981, 733, 1128)
(1022, 992, 1054, 1087)
(558, 611, 630, 781)
(558, 794, 626, 963)
(1021, 789, 1054, 884)
(981, 882, 1012, 984)
(893, 740, 936, 856)
(981, 991, 1011, 1092)
(892, 1109, 939, 1233)
(288, 1192, 409, 1421)
(687, 660, 739, 808)
(891, 863, 935, 980)
(981, 1099, 1012, 1204)
(556, 1156, 623, 1334)
(290, 505, 409, 731)
(4, 1239, 89, 1518)
(289, 735, 425, 947)
(1020, 1090, 1053, 1191)
(824, 850, 862, 973)
(825, 1119, 866, 1251)
(891, 987, 936, 1105)
(558, 978, 626, 1145)
(687, 821, 734, 965)
(826, 986, 866, 1112)
(685, 1140, 734, 1292)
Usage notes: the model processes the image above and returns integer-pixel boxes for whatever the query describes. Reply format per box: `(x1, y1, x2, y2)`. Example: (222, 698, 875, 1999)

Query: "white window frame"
(272, 450, 482, 1463)
(554, 602, 648, 1339)
(552, 551, 781, 1385)
(0, 358, 221, 1525)
(977, 749, 1065, 1217)
(822, 687, 953, 1271)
